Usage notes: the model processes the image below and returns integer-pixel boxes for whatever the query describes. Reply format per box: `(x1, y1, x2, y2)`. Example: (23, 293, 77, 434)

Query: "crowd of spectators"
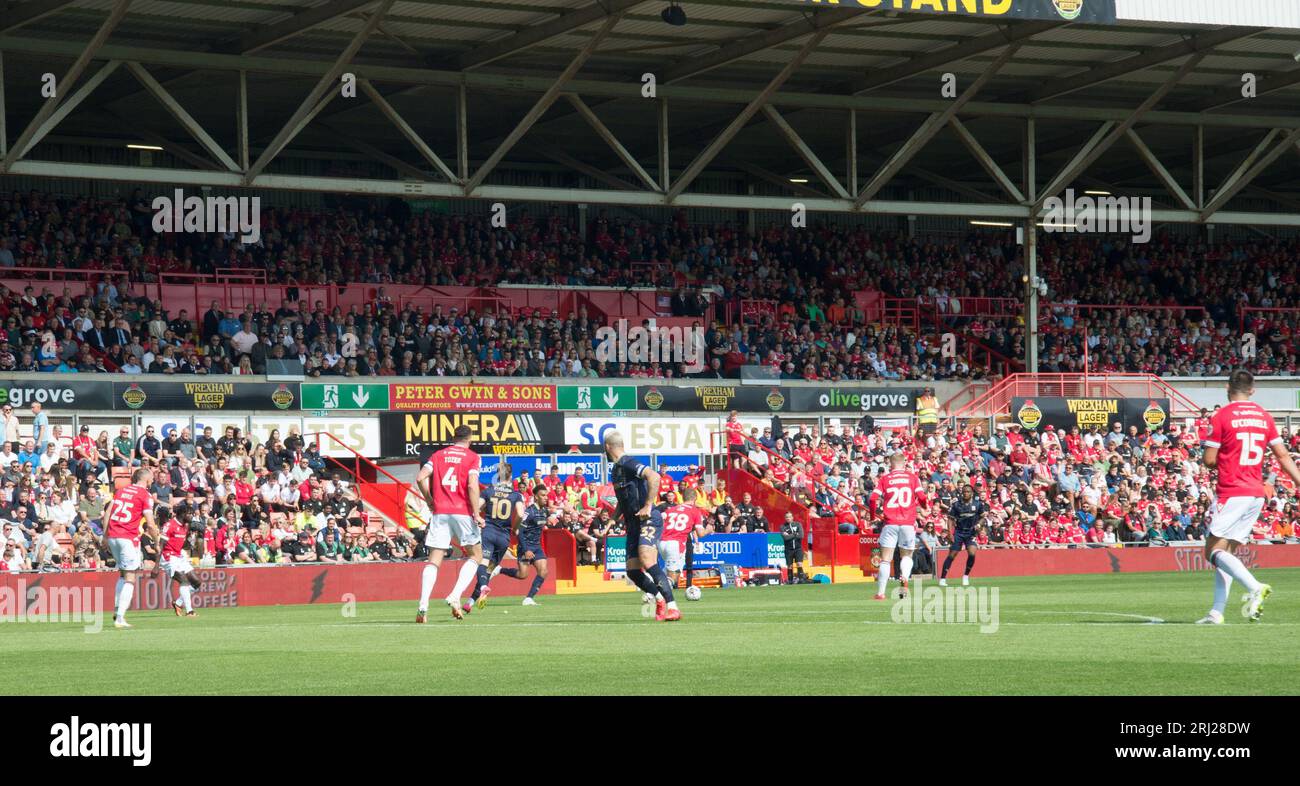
(0, 404, 427, 573)
(722, 409, 1300, 553)
(4, 188, 1298, 382)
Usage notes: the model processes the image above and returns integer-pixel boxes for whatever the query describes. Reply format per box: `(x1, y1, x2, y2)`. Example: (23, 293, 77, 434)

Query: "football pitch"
(10, 569, 1300, 696)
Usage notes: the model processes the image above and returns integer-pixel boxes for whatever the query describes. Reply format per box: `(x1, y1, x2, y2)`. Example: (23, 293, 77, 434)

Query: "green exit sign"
(301, 383, 390, 410)
(557, 385, 637, 411)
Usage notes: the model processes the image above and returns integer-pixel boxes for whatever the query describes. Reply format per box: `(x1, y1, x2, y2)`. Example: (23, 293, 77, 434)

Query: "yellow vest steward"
(916, 396, 939, 424)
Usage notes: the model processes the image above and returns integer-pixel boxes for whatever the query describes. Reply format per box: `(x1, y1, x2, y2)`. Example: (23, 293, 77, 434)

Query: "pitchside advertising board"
(605, 533, 786, 573)
(786, 387, 922, 413)
(79, 416, 381, 458)
(793, 0, 1116, 24)
(388, 383, 556, 411)
(639, 385, 789, 413)
(0, 380, 113, 410)
(566, 416, 772, 454)
(1011, 397, 1171, 433)
(379, 412, 567, 460)
(114, 381, 298, 411)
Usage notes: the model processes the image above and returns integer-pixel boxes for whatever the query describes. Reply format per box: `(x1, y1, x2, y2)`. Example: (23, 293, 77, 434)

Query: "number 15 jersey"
(1204, 400, 1280, 503)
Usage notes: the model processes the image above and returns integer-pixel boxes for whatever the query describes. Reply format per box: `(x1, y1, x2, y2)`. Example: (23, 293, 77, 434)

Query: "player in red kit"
(1198, 371, 1300, 623)
(414, 425, 484, 622)
(157, 505, 200, 617)
(869, 453, 928, 600)
(100, 468, 158, 628)
(659, 487, 705, 590)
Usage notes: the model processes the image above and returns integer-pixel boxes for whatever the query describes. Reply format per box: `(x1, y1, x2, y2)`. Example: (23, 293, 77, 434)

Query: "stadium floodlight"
(1084, 190, 1111, 196)
(789, 177, 810, 184)
(971, 220, 1014, 228)
(126, 144, 164, 151)
(661, 3, 686, 26)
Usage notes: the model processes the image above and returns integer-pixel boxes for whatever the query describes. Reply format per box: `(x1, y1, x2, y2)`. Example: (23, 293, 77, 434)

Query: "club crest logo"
(1016, 399, 1043, 430)
(1052, 0, 1084, 20)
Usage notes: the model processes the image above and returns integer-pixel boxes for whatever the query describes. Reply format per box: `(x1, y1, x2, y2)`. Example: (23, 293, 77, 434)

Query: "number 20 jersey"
(869, 470, 926, 528)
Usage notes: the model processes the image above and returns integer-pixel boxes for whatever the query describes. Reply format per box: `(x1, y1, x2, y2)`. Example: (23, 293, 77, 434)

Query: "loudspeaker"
(858, 414, 875, 434)
(771, 416, 784, 441)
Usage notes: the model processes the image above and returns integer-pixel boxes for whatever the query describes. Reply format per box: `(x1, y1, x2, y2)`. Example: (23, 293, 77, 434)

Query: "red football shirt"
(662, 504, 704, 547)
(105, 484, 153, 544)
(425, 445, 481, 515)
(160, 518, 189, 560)
(869, 469, 927, 527)
(1205, 400, 1280, 502)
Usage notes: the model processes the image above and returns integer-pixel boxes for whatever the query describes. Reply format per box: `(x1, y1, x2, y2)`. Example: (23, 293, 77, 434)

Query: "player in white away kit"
(1199, 370, 1300, 623)
(869, 453, 928, 601)
(414, 425, 484, 622)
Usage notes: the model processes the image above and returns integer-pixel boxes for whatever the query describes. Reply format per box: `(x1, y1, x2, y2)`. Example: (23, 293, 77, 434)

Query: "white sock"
(1211, 568, 1233, 616)
(876, 562, 891, 596)
(1212, 550, 1261, 593)
(667, 601, 678, 611)
(491, 565, 502, 578)
(418, 564, 438, 612)
(116, 580, 134, 620)
(114, 577, 125, 617)
(449, 559, 478, 602)
(900, 556, 914, 581)
(178, 584, 193, 612)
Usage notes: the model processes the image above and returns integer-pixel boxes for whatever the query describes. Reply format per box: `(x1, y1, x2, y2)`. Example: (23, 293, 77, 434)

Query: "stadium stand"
(4, 190, 1298, 383)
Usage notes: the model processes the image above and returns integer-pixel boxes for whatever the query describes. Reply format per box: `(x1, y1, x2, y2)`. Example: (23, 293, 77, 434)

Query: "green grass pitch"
(9, 569, 1300, 695)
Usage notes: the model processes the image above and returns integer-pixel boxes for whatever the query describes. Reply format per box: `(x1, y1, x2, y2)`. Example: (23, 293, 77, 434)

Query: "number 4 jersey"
(425, 445, 481, 516)
(1205, 400, 1281, 503)
(869, 470, 927, 527)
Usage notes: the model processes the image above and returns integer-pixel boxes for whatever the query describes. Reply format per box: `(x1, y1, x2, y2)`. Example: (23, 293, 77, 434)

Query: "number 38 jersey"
(662, 503, 704, 548)
(425, 445, 481, 516)
(869, 469, 927, 528)
(1205, 400, 1281, 503)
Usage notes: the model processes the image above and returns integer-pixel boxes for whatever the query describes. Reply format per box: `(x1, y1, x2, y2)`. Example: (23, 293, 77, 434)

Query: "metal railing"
(309, 431, 427, 529)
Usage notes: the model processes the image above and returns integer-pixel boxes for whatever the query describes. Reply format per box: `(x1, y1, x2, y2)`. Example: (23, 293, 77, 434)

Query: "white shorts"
(879, 525, 916, 551)
(658, 540, 685, 573)
(108, 538, 142, 571)
(163, 555, 193, 577)
(1207, 497, 1264, 543)
(424, 514, 481, 551)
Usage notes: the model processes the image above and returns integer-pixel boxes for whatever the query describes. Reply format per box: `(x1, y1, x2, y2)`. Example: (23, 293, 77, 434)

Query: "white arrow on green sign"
(301, 383, 389, 410)
(558, 385, 636, 411)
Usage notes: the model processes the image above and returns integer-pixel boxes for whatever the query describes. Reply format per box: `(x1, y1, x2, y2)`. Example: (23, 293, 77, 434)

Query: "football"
(685, 586, 702, 601)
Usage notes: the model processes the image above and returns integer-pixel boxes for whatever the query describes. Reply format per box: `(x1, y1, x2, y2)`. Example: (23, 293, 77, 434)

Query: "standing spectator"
(30, 403, 49, 453)
(1, 404, 18, 447)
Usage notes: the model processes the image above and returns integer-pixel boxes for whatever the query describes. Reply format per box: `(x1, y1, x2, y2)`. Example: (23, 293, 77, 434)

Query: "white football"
(685, 585, 702, 601)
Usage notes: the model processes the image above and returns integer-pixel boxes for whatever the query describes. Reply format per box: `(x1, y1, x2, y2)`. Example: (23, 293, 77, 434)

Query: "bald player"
(869, 452, 928, 601)
(605, 430, 680, 622)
